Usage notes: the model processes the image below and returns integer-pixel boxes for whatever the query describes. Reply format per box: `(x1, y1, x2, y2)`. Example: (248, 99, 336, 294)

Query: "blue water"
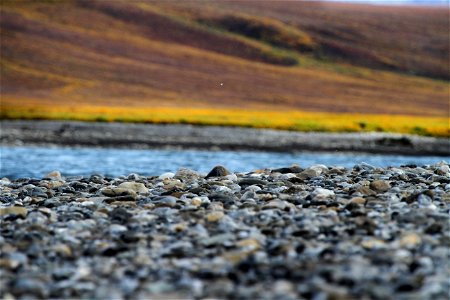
(0, 146, 448, 179)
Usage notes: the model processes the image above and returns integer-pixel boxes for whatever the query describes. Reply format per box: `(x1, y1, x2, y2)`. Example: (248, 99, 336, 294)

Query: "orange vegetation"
(2, 99, 448, 137)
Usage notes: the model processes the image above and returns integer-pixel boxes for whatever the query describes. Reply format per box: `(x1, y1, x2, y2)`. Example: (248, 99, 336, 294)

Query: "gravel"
(1, 162, 449, 299)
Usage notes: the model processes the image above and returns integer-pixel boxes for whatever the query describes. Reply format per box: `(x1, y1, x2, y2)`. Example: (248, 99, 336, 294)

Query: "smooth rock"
(298, 168, 322, 179)
(45, 170, 63, 180)
(272, 165, 303, 174)
(399, 233, 422, 248)
(262, 200, 286, 210)
(350, 197, 367, 205)
(158, 172, 175, 180)
(118, 182, 148, 194)
(238, 178, 267, 187)
(153, 196, 177, 208)
(206, 211, 225, 222)
(174, 168, 201, 183)
(52, 244, 72, 257)
(370, 180, 391, 193)
(355, 186, 377, 196)
(190, 197, 202, 206)
(102, 188, 137, 199)
(312, 188, 335, 200)
(0, 206, 28, 218)
(205, 166, 231, 178)
(12, 278, 48, 298)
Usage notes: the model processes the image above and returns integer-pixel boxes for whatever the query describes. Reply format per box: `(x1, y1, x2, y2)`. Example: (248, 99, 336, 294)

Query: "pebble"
(238, 178, 267, 187)
(312, 188, 335, 200)
(262, 199, 287, 210)
(101, 187, 137, 199)
(298, 167, 322, 179)
(158, 172, 175, 180)
(205, 166, 231, 178)
(1, 162, 449, 300)
(399, 233, 422, 248)
(272, 164, 303, 174)
(45, 170, 63, 180)
(0, 206, 28, 217)
(206, 211, 225, 222)
(350, 197, 367, 205)
(370, 180, 391, 193)
(174, 168, 201, 183)
(355, 186, 377, 196)
(153, 196, 177, 208)
(52, 244, 72, 257)
(117, 182, 148, 194)
(190, 197, 202, 206)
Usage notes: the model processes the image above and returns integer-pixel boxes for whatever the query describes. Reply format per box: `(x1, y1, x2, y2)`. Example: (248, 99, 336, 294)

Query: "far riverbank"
(1, 120, 448, 156)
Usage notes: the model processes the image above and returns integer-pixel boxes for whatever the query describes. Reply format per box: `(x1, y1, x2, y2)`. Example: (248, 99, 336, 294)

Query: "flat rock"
(101, 188, 137, 199)
(118, 182, 148, 194)
(0, 206, 28, 217)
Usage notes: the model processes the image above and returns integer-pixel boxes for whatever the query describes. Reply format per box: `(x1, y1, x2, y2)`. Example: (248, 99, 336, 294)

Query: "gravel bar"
(1, 163, 449, 299)
(1, 120, 449, 155)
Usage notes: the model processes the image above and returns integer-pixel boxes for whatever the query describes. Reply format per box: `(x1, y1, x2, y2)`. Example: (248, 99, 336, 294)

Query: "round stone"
(205, 166, 231, 179)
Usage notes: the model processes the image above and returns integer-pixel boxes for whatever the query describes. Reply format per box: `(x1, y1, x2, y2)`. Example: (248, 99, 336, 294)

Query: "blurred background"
(1, 0, 449, 178)
(1, 0, 449, 135)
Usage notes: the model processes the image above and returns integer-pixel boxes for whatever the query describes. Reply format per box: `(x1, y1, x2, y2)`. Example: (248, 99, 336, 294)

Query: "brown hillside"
(163, 0, 449, 79)
(0, 0, 448, 117)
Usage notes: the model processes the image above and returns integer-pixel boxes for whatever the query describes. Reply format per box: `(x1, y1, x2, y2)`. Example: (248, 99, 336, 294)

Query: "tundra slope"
(1, 0, 448, 119)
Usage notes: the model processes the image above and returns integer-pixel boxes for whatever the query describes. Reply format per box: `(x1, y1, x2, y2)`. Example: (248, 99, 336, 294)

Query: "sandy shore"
(1, 120, 449, 156)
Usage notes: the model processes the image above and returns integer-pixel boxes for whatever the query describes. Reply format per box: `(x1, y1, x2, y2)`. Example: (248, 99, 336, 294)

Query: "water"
(1, 146, 448, 179)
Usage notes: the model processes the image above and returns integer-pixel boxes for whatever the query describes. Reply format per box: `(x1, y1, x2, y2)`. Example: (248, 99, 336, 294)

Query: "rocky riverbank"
(1, 120, 449, 155)
(1, 163, 449, 299)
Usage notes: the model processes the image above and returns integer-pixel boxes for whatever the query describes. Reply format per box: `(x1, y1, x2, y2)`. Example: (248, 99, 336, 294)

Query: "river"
(1, 146, 448, 179)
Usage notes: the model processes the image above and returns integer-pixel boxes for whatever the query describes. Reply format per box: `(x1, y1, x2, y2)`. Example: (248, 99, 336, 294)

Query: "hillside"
(0, 0, 449, 135)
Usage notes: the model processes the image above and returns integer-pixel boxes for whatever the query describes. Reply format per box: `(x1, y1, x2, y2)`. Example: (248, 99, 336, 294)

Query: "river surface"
(1, 146, 448, 179)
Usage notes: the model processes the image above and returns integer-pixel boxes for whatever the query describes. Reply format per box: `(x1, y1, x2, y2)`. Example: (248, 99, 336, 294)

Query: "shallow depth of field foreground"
(1, 163, 449, 299)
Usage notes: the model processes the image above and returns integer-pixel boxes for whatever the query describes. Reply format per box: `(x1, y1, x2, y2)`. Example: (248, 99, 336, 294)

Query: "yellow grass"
(1, 102, 448, 137)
